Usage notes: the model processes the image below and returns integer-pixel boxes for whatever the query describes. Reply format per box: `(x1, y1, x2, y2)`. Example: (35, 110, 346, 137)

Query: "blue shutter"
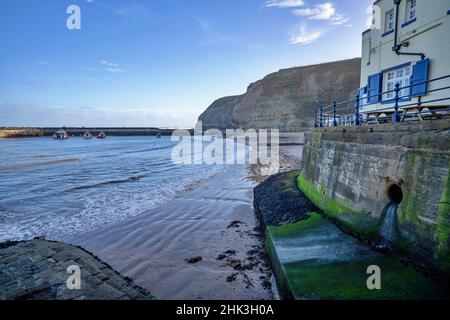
(411, 58, 430, 97)
(367, 74, 382, 104)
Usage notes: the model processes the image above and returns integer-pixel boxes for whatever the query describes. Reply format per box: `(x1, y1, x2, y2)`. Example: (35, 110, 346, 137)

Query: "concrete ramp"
(266, 213, 449, 300)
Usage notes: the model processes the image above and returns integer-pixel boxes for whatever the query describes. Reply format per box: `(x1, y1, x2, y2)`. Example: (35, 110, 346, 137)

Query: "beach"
(68, 134, 304, 300)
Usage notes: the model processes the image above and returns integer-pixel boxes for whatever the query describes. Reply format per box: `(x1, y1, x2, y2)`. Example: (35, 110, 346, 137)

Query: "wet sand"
(70, 165, 272, 299)
(69, 135, 303, 300)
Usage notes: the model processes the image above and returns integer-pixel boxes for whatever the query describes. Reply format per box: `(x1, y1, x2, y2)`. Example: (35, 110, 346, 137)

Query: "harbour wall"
(0, 127, 183, 138)
(298, 120, 450, 275)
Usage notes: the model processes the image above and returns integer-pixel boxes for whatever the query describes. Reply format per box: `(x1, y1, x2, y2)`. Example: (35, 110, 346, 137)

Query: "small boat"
(97, 132, 106, 139)
(53, 129, 69, 140)
(156, 132, 162, 139)
(82, 132, 93, 139)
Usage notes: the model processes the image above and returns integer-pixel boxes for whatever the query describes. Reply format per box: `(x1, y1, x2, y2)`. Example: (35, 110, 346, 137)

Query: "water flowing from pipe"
(378, 202, 398, 244)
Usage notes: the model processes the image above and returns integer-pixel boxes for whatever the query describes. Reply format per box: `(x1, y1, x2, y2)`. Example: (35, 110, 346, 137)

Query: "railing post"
(319, 106, 323, 128)
(355, 94, 360, 126)
(393, 82, 401, 123)
(314, 109, 318, 128)
(333, 101, 337, 127)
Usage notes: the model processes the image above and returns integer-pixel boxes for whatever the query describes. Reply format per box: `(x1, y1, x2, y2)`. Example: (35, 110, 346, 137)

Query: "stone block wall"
(299, 120, 450, 274)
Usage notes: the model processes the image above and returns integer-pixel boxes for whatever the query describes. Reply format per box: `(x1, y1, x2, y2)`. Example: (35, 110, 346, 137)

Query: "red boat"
(97, 132, 106, 139)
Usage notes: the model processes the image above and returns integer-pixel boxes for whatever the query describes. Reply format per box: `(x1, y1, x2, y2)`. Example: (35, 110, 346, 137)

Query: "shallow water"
(0, 136, 225, 242)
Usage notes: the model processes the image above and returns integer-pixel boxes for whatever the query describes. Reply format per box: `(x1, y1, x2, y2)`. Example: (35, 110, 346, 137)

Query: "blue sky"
(0, 0, 372, 128)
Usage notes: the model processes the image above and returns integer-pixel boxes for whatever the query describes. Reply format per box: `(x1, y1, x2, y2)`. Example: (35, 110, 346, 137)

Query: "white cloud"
(293, 3, 334, 20)
(329, 14, 350, 26)
(85, 0, 148, 17)
(198, 20, 233, 46)
(99, 60, 126, 73)
(289, 24, 323, 45)
(292, 2, 350, 25)
(264, 0, 304, 8)
(83, 66, 101, 72)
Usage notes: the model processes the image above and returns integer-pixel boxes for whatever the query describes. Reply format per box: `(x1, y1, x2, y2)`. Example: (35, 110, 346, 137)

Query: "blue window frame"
(382, 29, 394, 37)
(380, 63, 413, 104)
(401, 17, 416, 28)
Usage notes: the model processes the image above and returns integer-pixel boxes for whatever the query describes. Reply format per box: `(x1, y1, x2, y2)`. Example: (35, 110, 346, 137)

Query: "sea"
(0, 136, 226, 242)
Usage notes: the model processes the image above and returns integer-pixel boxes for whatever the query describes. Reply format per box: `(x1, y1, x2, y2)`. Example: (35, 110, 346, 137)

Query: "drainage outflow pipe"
(392, 0, 426, 60)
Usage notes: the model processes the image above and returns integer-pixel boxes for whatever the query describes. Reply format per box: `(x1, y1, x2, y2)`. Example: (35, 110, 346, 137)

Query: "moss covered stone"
(296, 174, 379, 237)
(299, 122, 450, 275)
(266, 213, 449, 300)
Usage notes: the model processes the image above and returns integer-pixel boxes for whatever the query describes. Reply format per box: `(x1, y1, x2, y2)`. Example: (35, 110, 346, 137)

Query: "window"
(406, 0, 416, 21)
(383, 65, 412, 101)
(385, 9, 395, 32)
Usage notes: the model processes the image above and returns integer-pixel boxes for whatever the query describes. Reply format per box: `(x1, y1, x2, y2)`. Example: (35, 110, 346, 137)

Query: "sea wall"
(298, 120, 450, 274)
(0, 127, 180, 138)
(0, 128, 44, 138)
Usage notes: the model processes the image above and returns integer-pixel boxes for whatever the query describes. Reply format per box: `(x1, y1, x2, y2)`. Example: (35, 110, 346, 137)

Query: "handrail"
(319, 74, 450, 112)
(314, 73, 450, 127)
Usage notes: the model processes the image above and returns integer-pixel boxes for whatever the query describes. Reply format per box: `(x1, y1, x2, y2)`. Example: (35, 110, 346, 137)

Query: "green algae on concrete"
(299, 122, 450, 275)
(283, 258, 447, 300)
(296, 174, 379, 237)
(437, 170, 450, 271)
(266, 213, 449, 300)
(268, 213, 322, 239)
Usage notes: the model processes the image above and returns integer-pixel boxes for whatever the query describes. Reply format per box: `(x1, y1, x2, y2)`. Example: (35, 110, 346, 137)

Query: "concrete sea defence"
(0, 128, 44, 138)
(298, 120, 450, 276)
(0, 239, 155, 300)
(0, 127, 180, 138)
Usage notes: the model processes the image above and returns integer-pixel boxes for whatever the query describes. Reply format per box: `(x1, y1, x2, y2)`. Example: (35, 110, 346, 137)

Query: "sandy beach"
(68, 134, 303, 300)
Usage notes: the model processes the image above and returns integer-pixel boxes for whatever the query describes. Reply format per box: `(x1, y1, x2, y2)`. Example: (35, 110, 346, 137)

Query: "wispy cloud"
(37, 61, 57, 67)
(292, 3, 350, 26)
(99, 60, 126, 73)
(264, 0, 305, 8)
(264, 1, 351, 45)
(83, 66, 101, 72)
(84, 0, 148, 17)
(198, 20, 233, 46)
(289, 24, 324, 45)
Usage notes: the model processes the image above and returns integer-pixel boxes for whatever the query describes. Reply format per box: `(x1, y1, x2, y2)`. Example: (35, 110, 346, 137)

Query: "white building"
(359, 0, 450, 120)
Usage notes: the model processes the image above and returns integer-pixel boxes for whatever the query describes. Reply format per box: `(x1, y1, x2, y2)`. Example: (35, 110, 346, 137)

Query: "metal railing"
(314, 74, 450, 127)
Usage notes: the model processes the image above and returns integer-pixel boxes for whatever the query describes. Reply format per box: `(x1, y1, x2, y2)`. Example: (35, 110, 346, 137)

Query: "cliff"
(199, 58, 361, 132)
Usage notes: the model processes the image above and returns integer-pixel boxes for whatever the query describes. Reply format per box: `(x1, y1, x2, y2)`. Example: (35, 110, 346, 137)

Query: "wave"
(70, 175, 143, 191)
(0, 164, 228, 243)
(0, 157, 85, 173)
(122, 144, 174, 155)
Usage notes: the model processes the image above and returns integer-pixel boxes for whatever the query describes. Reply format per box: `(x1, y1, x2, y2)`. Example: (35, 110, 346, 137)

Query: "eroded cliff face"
(198, 58, 361, 132)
